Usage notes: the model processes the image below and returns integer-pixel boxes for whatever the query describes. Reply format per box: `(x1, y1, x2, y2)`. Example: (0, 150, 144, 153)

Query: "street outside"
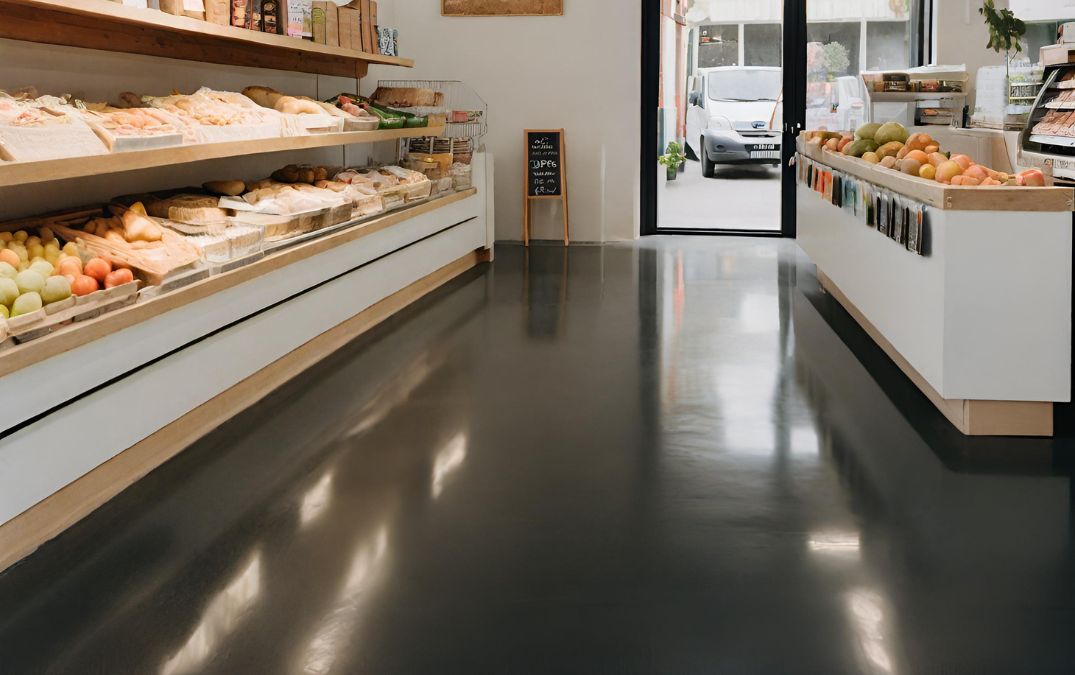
(658, 160, 781, 231)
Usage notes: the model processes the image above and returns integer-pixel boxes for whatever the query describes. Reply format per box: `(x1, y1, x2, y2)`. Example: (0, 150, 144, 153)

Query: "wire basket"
(374, 79, 488, 141)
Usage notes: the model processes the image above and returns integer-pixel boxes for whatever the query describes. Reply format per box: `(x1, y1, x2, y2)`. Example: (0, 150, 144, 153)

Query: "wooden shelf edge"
(0, 188, 479, 379)
(798, 138, 1075, 212)
(0, 0, 413, 76)
(0, 125, 446, 187)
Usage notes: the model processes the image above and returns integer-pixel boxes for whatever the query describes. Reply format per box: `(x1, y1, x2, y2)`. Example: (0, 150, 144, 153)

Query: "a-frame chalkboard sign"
(523, 129, 569, 246)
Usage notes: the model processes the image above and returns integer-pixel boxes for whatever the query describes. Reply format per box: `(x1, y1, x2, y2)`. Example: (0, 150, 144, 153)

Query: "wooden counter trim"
(798, 139, 1075, 212)
(0, 0, 412, 78)
(0, 247, 490, 575)
(0, 126, 446, 188)
(818, 270, 1054, 437)
(0, 189, 477, 380)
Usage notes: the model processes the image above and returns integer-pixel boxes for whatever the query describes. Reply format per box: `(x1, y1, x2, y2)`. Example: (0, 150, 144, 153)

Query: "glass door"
(653, 1, 786, 235)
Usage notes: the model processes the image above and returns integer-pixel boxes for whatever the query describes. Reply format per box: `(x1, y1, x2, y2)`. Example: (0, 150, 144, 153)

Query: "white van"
(686, 66, 783, 177)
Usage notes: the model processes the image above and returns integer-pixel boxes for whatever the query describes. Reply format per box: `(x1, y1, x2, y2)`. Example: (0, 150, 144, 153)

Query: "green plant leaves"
(979, 0, 1027, 55)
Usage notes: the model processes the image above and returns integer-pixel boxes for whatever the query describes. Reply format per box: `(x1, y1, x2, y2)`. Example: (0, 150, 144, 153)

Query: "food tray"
(81, 115, 185, 152)
(400, 179, 433, 202)
(48, 210, 202, 285)
(291, 114, 345, 134)
(343, 118, 380, 132)
(3, 280, 139, 346)
(230, 206, 339, 242)
(0, 116, 109, 162)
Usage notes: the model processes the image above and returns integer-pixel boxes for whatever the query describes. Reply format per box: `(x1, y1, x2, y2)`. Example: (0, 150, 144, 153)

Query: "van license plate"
(750, 150, 780, 159)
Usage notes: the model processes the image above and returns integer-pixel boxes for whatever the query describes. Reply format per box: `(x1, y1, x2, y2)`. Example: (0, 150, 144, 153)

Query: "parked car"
(686, 66, 783, 177)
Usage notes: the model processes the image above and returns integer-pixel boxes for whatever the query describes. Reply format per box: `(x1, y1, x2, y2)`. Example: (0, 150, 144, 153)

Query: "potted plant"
(979, 0, 1027, 95)
(659, 141, 687, 181)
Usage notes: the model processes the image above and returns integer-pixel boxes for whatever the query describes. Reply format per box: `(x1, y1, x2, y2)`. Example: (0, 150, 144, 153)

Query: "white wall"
(933, 0, 1006, 112)
(1010, 0, 1075, 21)
(369, 0, 641, 243)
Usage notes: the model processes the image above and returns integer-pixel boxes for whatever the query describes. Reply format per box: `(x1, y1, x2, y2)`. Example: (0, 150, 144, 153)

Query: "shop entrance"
(642, 1, 922, 237)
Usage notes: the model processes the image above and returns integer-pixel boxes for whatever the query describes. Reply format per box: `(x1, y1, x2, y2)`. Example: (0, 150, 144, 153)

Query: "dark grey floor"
(2, 238, 1075, 675)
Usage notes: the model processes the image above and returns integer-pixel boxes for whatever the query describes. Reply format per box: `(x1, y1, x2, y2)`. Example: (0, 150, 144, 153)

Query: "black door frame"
(641, 0, 807, 238)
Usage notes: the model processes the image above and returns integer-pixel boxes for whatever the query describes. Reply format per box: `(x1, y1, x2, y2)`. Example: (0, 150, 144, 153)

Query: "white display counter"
(0, 154, 494, 572)
(797, 141, 1073, 437)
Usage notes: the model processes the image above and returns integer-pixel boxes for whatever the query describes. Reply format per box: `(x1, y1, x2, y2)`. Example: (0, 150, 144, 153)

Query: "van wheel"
(701, 141, 716, 178)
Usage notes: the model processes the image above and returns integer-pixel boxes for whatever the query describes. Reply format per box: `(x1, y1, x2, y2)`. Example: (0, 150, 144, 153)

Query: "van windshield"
(707, 70, 782, 102)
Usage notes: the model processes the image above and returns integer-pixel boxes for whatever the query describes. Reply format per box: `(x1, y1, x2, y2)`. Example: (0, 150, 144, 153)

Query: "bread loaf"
(203, 180, 247, 196)
(274, 96, 325, 115)
(242, 86, 284, 109)
(147, 195, 228, 224)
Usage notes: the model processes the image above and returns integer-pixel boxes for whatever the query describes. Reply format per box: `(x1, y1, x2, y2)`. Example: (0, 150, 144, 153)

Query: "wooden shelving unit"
(0, 188, 478, 378)
(0, 0, 413, 78)
(0, 125, 446, 187)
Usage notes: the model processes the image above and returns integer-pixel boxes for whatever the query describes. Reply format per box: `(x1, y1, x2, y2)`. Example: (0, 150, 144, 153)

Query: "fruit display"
(0, 227, 88, 321)
(805, 121, 1047, 188)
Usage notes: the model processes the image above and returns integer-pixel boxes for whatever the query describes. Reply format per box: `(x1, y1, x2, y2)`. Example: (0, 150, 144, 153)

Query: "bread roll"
(203, 180, 247, 196)
(242, 86, 284, 109)
(274, 96, 326, 115)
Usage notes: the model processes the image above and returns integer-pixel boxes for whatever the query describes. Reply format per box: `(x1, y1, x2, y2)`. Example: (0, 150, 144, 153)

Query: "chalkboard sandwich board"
(524, 129, 569, 246)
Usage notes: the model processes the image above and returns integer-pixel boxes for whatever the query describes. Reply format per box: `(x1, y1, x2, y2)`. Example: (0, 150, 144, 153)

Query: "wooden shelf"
(868, 91, 967, 102)
(0, 0, 413, 78)
(797, 138, 1074, 211)
(0, 188, 478, 379)
(0, 125, 445, 187)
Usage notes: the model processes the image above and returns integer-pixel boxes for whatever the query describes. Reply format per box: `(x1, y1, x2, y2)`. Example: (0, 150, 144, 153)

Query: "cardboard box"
(365, 0, 377, 54)
(338, 6, 360, 50)
(312, 1, 328, 43)
(324, 1, 339, 46)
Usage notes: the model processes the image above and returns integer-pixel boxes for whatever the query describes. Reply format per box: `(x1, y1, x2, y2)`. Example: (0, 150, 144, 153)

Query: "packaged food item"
(262, 0, 283, 33)
(0, 94, 109, 162)
(79, 107, 184, 151)
(204, 0, 230, 24)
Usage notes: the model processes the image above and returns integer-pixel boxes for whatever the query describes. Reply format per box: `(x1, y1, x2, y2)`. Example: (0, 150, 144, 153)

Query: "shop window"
(744, 24, 782, 67)
(807, 22, 860, 77)
(1025, 22, 1073, 64)
(698, 24, 739, 68)
(865, 21, 910, 70)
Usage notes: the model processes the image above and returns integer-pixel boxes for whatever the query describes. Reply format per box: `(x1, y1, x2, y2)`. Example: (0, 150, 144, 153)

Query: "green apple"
(0, 278, 18, 307)
(15, 269, 45, 295)
(11, 292, 42, 317)
(41, 275, 71, 304)
(29, 260, 54, 279)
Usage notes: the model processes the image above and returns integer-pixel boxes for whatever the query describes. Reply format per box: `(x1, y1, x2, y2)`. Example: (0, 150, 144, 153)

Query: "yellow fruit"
(936, 161, 963, 184)
(0, 232, 11, 244)
(12, 230, 28, 243)
(876, 141, 904, 159)
(861, 152, 880, 164)
(880, 155, 898, 169)
(919, 164, 937, 181)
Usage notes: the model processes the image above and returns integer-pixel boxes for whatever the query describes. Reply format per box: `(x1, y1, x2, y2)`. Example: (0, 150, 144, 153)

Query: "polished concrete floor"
(2, 238, 1075, 674)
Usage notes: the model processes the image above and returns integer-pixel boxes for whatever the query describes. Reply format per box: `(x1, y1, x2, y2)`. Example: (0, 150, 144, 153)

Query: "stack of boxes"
(225, 0, 391, 55)
(315, 0, 380, 53)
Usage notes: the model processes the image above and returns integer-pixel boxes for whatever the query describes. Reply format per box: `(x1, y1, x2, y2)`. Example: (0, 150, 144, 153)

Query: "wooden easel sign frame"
(524, 129, 569, 247)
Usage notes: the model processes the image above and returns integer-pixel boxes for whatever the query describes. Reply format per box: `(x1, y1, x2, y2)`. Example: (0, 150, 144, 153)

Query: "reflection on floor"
(658, 161, 781, 231)
(1, 238, 1074, 674)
